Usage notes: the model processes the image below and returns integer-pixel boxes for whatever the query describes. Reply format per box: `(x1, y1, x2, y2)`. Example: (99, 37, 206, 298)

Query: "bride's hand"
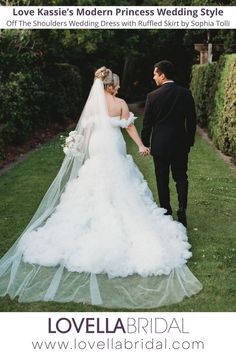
(139, 145, 150, 156)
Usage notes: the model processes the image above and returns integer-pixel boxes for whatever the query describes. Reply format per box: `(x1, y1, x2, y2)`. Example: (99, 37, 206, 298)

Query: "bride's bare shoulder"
(115, 97, 128, 110)
(116, 97, 127, 104)
(116, 98, 129, 119)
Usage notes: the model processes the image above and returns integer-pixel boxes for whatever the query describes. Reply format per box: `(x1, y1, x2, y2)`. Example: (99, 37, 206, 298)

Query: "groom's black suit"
(141, 82, 196, 215)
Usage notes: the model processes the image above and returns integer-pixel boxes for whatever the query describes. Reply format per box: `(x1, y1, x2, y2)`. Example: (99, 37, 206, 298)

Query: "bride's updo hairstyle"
(95, 66, 119, 89)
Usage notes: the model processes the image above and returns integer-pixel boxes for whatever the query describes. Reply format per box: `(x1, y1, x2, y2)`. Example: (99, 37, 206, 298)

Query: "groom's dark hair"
(154, 60, 175, 80)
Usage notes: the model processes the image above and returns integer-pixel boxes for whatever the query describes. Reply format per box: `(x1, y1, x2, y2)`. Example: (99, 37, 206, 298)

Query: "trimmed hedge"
(213, 55, 236, 162)
(190, 54, 236, 163)
(190, 62, 217, 128)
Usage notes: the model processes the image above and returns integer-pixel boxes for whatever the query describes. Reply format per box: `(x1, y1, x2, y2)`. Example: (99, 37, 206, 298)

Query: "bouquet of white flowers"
(61, 130, 84, 158)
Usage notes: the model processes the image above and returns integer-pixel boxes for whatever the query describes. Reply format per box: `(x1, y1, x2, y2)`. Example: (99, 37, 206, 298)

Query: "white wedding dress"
(0, 79, 202, 308)
(19, 115, 192, 277)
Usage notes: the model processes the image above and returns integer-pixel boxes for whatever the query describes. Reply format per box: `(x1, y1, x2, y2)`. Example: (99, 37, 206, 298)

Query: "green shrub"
(0, 70, 45, 145)
(217, 55, 236, 162)
(190, 62, 217, 127)
(190, 54, 236, 163)
(209, 55, 236, 162)
(45, 63, 83, 123)
(208, 55, 227, 142)
(0, 64, 83, 158)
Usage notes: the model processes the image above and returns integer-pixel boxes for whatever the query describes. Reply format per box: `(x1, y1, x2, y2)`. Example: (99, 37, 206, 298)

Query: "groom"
(141, 60, 196, 227)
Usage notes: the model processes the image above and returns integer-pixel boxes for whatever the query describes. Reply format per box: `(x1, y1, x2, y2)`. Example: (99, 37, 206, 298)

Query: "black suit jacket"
(141, 82, 197, 156)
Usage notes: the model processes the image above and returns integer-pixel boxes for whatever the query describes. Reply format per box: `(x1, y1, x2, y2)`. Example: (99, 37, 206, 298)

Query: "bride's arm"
(120, 100, 150, 155)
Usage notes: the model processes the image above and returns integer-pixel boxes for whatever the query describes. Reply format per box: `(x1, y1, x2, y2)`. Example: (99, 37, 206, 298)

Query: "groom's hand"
(139, 145, 150, 156)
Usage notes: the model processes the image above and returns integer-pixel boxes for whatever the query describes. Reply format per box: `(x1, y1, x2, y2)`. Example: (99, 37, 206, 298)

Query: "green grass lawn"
(0, 119, 235, 311)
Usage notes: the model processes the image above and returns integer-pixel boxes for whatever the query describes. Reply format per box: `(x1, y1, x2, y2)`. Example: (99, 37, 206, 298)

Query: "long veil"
(0, 78, 202, 308)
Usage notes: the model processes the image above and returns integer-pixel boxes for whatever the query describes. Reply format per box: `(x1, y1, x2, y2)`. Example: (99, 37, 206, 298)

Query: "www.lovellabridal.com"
(32, 337, 205, 351)
(29, 315, 205, 351)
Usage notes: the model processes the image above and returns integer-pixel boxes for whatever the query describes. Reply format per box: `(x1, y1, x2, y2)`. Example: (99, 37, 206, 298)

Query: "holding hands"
(139, 144, 150, 156)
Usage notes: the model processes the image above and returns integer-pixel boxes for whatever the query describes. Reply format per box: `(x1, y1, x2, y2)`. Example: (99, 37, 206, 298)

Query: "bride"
(0, 67, 202, 308)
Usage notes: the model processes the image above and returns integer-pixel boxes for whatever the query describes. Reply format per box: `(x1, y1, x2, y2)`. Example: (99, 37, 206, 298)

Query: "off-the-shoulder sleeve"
(111, 112, 138, 128)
